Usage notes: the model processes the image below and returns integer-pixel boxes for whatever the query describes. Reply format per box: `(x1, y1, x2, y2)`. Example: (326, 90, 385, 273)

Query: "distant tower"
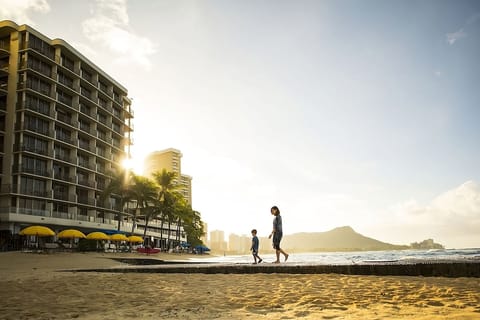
(143, 148, 192, 204)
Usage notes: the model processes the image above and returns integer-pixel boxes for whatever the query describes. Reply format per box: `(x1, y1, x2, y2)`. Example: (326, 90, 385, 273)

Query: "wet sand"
(1, 252, 479, 319)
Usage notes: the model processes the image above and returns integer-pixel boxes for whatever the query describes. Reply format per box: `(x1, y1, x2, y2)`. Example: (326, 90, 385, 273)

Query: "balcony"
(53, 192, 75, 202)
(78, 178, 95, 188)
(52, 211, 74, 220)
(54, 173, 76, 183)
(16, 166, 51, 177)
(19, 189, 52, 198)
(78, 197, 95, 206)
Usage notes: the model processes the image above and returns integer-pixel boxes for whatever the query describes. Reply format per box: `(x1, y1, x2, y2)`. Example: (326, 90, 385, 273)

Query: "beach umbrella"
(127, 235, 143, 243)
(110, 233, 128, 241)
(57, 229, 86, 239)
(19, 226, 55, 250)
(19, 225, 55, 237)
(86, 231, 110, 240)
(194, 245, 211, 253)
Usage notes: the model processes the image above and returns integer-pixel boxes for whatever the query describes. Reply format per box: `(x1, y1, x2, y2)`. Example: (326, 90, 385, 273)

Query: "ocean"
(190, 248, 480, 265)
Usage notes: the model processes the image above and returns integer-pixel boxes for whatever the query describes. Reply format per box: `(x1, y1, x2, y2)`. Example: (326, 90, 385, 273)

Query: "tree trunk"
(142, 216, 149, 246)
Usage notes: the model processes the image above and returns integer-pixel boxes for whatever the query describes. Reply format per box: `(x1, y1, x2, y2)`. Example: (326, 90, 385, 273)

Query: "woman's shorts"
(272, 232, 283, 250)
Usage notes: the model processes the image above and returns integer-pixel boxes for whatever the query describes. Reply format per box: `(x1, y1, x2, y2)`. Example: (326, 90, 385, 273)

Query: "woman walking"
(268, 206, 289, 263)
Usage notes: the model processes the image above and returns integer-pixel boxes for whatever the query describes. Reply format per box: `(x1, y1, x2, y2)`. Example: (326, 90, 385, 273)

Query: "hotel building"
(0, 21, 185, 250)
(143, 148, 192, 205)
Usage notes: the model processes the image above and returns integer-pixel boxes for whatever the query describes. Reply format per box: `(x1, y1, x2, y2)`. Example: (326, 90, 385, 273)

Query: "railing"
(78, 179, 95, 188)
(19, 189, 51, 198)
(17, 207, 50, 217)
(53, 192, 75, 202)
(52, 211, 73, 220)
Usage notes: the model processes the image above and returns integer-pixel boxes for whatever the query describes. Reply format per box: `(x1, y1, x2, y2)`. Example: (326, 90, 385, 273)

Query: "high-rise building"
(0, 21, 185, 250)
(209, 229, 227, 252)
(143, 148, 192, 204)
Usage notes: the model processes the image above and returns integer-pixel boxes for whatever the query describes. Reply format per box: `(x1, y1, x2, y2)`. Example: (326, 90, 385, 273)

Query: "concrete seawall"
(69, 259, 480, 277)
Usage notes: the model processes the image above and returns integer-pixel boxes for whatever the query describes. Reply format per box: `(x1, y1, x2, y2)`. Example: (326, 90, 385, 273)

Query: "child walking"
(250, 229, 263, 264)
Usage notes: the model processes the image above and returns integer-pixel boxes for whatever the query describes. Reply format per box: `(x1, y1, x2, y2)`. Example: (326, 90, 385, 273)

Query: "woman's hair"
(271, 206, 280, 215)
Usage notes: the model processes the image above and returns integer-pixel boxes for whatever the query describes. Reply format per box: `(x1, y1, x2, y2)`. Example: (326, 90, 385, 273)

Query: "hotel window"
(98, 80, 107, 93)
(112, 122, 120, 133)
(97, 145, 106, 157)
(78, 153, 89, 168)
(96, 160, 105, 173)
(78, 136, 90, 150)
(20, 176, 47, 197)
(55, 125, 71, 143)
(96, 177, 105, 189)
(53, 183, 68, 200)
(97, 129, 106, 141)
(25, 115, 49, 135)
(27, 56, 52, 77)
(77, 170, 88, 185)
(112, 91, 122, 104)
(81, 68, 92, 83)
(54, 144, 70, 161)
(28, 34, 55, 60)
(113, 107, 121, 118)
(22, 156, 47, 176)
(58, 72, 73, 88)
(79, 119, 90, 133)
(77, 188, 89, 204)
(53, 163, 69, 179)
(98, 97, 107, 109)
(26, 75, 51, 96)
(78, 206, 88, 216)
(61, 54, 74, 72)
(26, 94, 50, 115)
(98, 112, 107, 125)
(57, 90, 72, 106)
(53, 202, 69, 215)
(80, 103, 91, 116)
(18, 197, 47, 215)
(112, 137, 120, 148)
(80, 85, 91, 100)
(23, 135, 48, 154)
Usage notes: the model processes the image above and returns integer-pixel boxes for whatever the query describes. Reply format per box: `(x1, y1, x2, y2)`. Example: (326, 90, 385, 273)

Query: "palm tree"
(129, 176, 158, 235)
(100, 165, 135, 231)
(151, 169, 181, 250)
(183, 209, 205, 247)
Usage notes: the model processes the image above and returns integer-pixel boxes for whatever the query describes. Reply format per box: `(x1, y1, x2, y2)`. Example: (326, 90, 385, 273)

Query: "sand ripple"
(1, 273, 479, 319)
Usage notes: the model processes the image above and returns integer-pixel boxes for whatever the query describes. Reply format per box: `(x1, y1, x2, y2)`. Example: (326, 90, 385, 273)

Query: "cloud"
(446, 28, 467, 45)
(0, 0, 50, 25)
(81, 0, 156, 69)
(387, 181, 480, 247)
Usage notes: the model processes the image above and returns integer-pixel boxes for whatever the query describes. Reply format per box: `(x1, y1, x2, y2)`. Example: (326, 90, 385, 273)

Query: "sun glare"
(122, 157, 144, 175)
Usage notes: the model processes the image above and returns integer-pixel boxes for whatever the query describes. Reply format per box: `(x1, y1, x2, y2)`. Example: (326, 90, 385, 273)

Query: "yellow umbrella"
(127, 235, 144, 243)
(110, 234, 128, 241)
(58, 229, 86, 239)
(86, 231, 110, 240)
(20, 226, 55, 237)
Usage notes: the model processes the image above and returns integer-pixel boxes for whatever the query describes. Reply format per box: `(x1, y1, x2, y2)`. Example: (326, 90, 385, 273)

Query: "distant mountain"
(281, 226, 409, 252)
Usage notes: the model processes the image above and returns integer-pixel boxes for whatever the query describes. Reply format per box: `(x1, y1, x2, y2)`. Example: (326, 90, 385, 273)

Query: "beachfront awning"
(86, 232, 110, 241)
(19, 226, 55, 237)
(58, 229, 86, 239)
(127, 236, 143, 243)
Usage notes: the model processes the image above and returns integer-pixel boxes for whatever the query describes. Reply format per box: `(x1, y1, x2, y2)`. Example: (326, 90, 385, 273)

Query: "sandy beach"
(1, 252, 479, 319)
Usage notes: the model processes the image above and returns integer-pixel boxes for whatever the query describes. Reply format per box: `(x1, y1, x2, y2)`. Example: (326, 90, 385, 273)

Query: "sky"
(1, 0, 479, 248)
